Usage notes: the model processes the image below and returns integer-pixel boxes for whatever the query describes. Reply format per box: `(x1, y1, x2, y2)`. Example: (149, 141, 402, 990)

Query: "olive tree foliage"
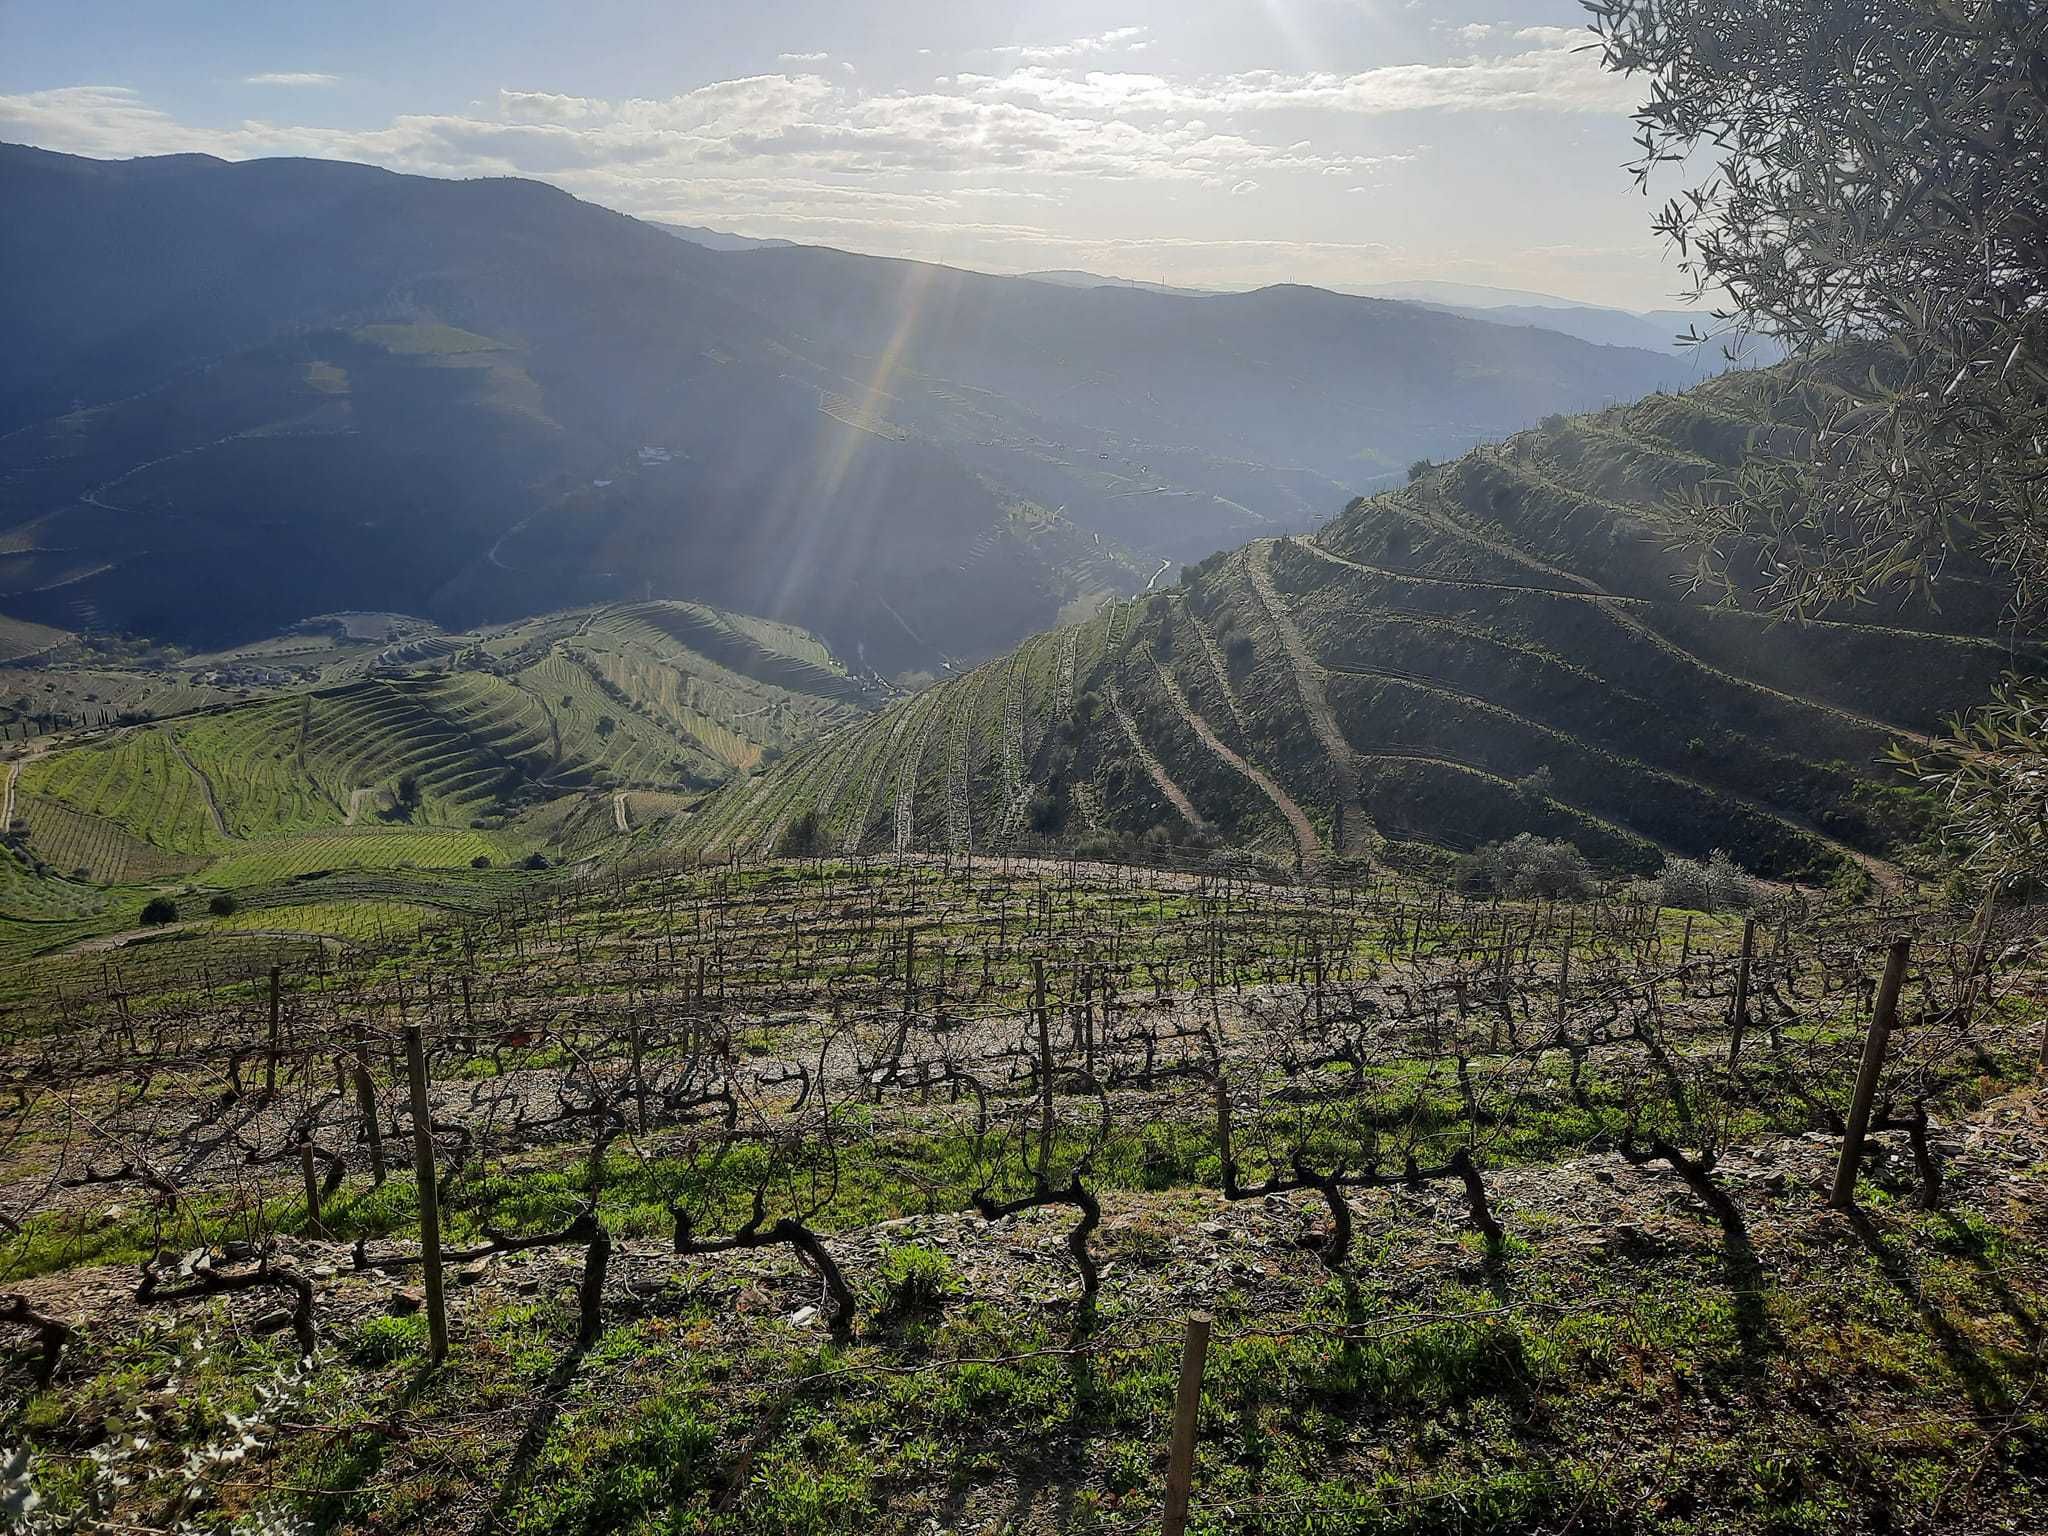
(1585, 0, 2048, 620)
(1893, 676, 2048, 889)
(1457, 835, 1597, 901)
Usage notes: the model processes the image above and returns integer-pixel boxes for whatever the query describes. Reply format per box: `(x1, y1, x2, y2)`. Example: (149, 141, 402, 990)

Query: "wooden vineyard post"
(404, 1024, 450, 1361)
(1831, 937, 1911, 1210)
(299, 1142, 326, 1240)
(1073, 966, 1089, 1054)
(1161, 1312, 1212, 1536)
(1213, 1072, 1232, 1184)
(352, 1021, 387, 1185)
(1033, 958, 1054, 1177)
(630, 1024, 648, 1134)
(263, 967, 282, 1098)
(1554, 911, 1573, 1028)
(904, 930, 916, 1022)
(1727, 917, 1757, 1069)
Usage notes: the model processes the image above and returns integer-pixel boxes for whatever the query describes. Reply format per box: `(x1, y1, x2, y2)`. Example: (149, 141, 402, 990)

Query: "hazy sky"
(0, 0, 1698, 309)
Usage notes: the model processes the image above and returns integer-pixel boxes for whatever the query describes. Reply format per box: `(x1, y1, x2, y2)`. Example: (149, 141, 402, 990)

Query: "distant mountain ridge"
(652, 221, 797, 253)
(1348, 281, 1787, 368)
(1009, 272, 1779, 368)
(2, 143, 1711, 674)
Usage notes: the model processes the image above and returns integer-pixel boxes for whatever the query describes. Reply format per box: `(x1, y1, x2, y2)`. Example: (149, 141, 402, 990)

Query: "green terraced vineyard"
(18, 726, 226, 857)
(692, 366, 2043, 884)
(201, 828, 511, 887)
(13, 795, 208, 883)
(0, 843, 104, 922)
(0, 599, 877, 960)
(212, 896, 437, 941)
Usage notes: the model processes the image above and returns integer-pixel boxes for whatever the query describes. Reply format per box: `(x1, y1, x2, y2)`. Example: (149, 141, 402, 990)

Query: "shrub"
(1658, 857, 1713, 912)
(1657, 851, 1754, 912)
(1469, 835, 1595, 900)
(775, 810, 824, 857)
(470, 855, 492, 869)
(872, 1243, 957, 1318)
(206, 893, 237, 917)
(1623, 876, 1663, 907)
(1075, 831, 1123, 862)
(1514, 767, 1555, 805)
(1705, 849, 1757, 912)
(1407, 458, 1434, 482)
(139, 896, 179, 926)
(1027, 787, 1065, 835)
(523, 852, 550, 871)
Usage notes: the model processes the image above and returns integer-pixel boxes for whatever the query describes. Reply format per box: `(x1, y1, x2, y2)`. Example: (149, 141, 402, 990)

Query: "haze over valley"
(3, 143, 1719, 676)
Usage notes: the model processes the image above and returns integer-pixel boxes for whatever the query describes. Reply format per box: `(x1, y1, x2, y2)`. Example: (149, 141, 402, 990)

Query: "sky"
(0, 0, 1699, 310)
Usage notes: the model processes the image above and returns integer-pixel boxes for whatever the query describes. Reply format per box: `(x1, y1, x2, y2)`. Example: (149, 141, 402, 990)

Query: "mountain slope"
(1349, 281, 1788, 369)
(692, 250, 1707, 558)
(1, 144, 1706, 671)
(683, 366, 2041, 881)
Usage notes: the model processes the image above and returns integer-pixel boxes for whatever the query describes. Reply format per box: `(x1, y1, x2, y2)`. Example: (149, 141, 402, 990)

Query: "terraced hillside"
(0, 600, 876, 952)
(686, 368, 2042, 882)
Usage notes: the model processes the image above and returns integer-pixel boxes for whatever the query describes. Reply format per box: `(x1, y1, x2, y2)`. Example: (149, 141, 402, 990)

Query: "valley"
(1, 144, 1714, 676)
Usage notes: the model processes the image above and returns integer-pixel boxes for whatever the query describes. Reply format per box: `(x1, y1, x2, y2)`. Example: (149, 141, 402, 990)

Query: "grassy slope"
(690, 368, 2041, 881)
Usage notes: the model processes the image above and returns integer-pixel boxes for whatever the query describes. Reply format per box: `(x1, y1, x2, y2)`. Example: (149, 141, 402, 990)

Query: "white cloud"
(961, 34, 1634, 118)
(0, 39, 1610, 196)
(986, 26, 1150, 64)
(243, 72, 340, 87)
(777, 52, 829, 64)
(497, 89, 600, 124)
(0, 29, 1664, 303)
